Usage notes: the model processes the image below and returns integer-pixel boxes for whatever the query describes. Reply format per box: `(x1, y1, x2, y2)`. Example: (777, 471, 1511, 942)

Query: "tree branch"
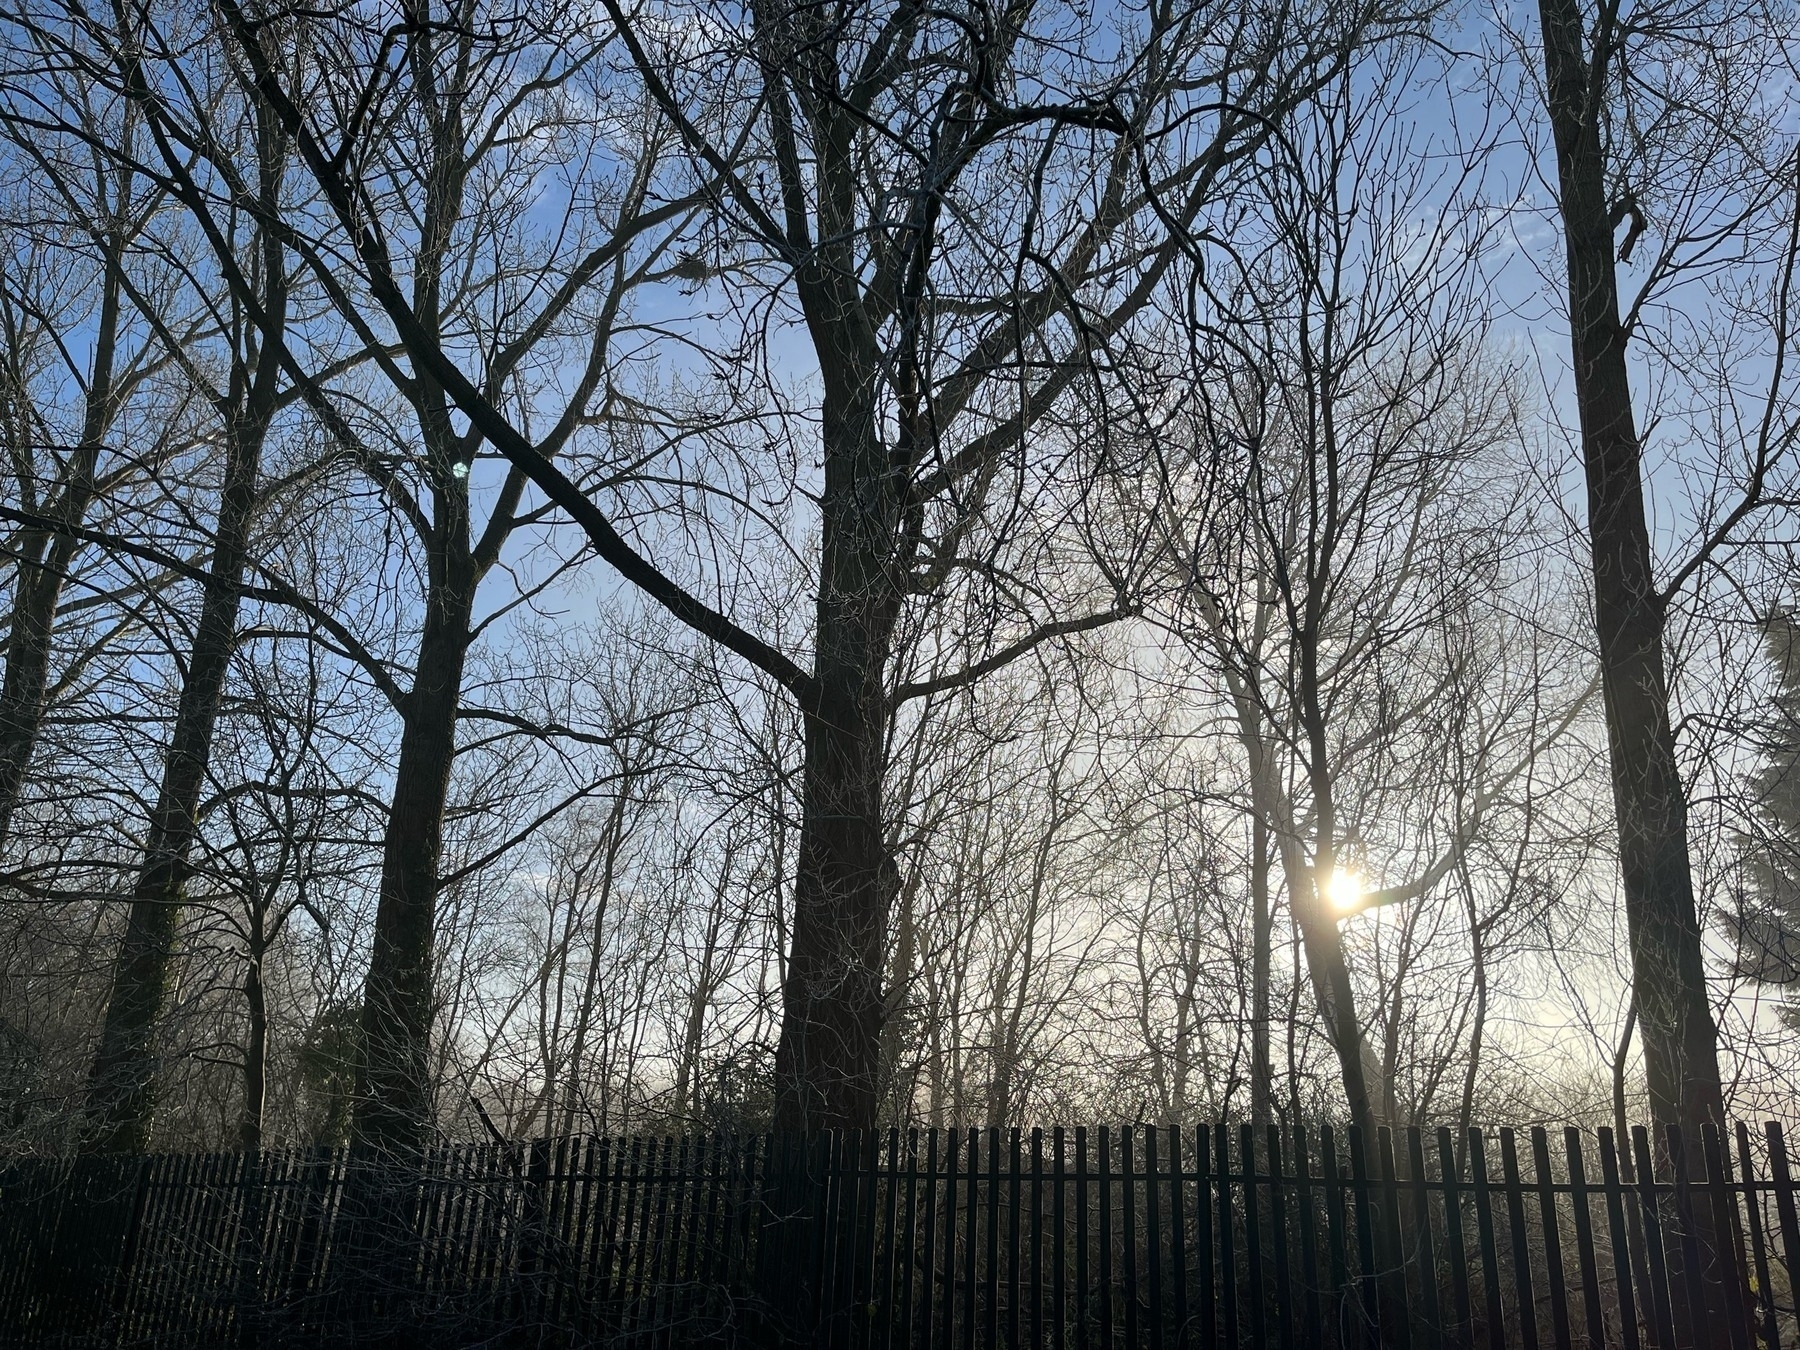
(892, 603, 1136, 704)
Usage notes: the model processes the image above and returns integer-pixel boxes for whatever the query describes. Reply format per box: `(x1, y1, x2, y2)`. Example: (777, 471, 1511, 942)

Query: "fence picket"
(1732, 1123, 1780, 1350)
(1123, 1126, 1139, 1350)
(1407, 1128, 1442, 1350)
(1702, 1123, 1754, 1350)
(1763, 1125, 1800, 1346)
(1168, 1126, 1190, 1346)
(1220, 1124, 1240, 1350)
(1296, 1125, 1325, 1350)
(1500, 1129, 1539, 1350)
(1348, 1126, 1381, 1350)
(1268, 1125, 1296, 1350)
(1595, 1129, 1644, 1350)
(1145, 1125, 1164, 1350)
(1009, 1127, 1023, 1350)
(1031, 1128, 1044, 1350)
(1098, 1126, 1114, 1349)
(987, 1127, 1002, 1350)
(1378, 1127, 1410, 1350)
(1323, 1125, 1353, 1348)
(920, 1129, 941, 1350)
(900, 1130, 921, 1350)
(1075, 1126, 1090, 1350)
(1469, 1129, 1506, 1350)
(1666, 1123, 1710, 1348)
(1435, 1128, 1473, 1350)
(1561, 1128, 1607, 1350)
(1532, 1127, 1574, 1350)
(1245, 1124, 1269, 1350)
(1053, 1127, 1068, 1350)
(1629, 1127, 1680, 1350)
(963, 1129, 979, 1350)
(881, 1128, 903, 1350)
(1197, 1124, 1216, 1350)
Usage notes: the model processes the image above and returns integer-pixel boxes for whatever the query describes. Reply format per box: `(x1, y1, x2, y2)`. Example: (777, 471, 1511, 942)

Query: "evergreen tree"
(1733, 616, 1800, 1005)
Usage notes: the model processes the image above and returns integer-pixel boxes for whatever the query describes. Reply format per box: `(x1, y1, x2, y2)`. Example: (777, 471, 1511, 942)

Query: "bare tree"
(82, 81, 293, 1153)
(1525, 0, 1800, 1136)
(0, 88, 178, 854)
(1153, 42, 1560, 1126)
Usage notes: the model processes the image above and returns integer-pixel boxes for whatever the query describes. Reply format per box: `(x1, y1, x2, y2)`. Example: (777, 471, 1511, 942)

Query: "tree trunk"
(771, 351, 904, 1132)
(0, 267, 121, 853)
(83, 410, 268, 1153)
(351, 559, 473, 1156)
(0, 529, 88, 851)
(1535, 0, 1725, 1135)
(240, 945, 267, 1153)
(875, 868, 920, 1121)
(772, 640, 898, 1132)
(1223, 650, 1376, 1130)
(1251, 808, 1274, 1123)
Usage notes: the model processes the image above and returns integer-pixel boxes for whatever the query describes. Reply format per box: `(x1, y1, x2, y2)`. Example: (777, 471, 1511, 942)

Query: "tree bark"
(1535, 0, 1725, 1134)
(1251, 808, 1274, 1123)
(1215, 617, 1376, 1130)
(240, 945, 267, 1153)
(83, 95, 288, 1154)
(351, 570, 473, 1155)
(0, 266, 121, 853)
(770, 465, 904, 1131)
(83, 401, 271, 1152)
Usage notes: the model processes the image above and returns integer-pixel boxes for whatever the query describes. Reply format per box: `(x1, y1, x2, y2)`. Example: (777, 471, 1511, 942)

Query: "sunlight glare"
(1326, 866, 1364, 914)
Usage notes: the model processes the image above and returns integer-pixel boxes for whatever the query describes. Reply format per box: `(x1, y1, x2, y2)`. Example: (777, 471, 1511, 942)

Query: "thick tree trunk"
(0, 270, 120, 854)
(1535, 0, 1725, 1135)
(351, 562, 473, 1156)
(84, 413, 267, 1153)
(771, 353, 903, 1133)
(772, 630, 897, 1132)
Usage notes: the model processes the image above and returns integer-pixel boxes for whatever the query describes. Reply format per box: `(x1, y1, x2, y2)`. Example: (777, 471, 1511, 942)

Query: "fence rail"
(1, 1121, 1796, 1348)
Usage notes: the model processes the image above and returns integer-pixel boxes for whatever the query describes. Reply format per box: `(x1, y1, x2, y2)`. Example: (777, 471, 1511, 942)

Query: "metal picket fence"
(1, 1120, 1796, 1348)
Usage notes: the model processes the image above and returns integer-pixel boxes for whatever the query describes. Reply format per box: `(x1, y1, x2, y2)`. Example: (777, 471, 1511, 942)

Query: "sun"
(1325, 866, 1365, 914)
